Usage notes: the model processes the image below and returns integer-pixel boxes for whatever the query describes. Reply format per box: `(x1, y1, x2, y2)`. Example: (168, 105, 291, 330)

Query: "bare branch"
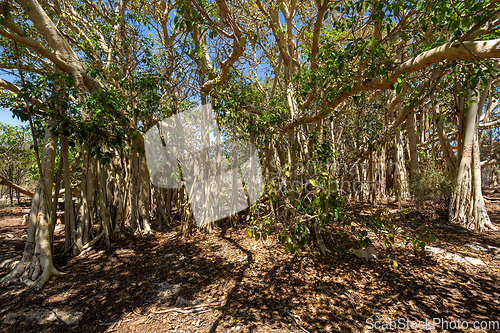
(0, 174, 34, 197)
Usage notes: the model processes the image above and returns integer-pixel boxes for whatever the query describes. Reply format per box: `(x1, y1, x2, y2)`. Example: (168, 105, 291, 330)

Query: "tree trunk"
(129, 142, 140, 233)
(448, 88, 497, 230)
(51, 158, 62, 249)
(97, 160, 112, 245)
(62, 130, 80, 253)
(112, 153, 125, 239)
(139, 148, 152, 234)
(433, 102, 456, 178)
(394, 121, 410, 203)
(1, 121, 63, 290)
(406, 110, 420, 178)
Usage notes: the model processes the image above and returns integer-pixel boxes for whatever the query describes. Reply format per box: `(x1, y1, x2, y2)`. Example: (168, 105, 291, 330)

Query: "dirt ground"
(1, 196, 500, 333)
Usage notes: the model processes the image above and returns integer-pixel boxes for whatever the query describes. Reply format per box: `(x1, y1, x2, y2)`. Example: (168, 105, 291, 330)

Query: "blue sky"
(0, 71, 26, 127)
(0, 107, 25, 127)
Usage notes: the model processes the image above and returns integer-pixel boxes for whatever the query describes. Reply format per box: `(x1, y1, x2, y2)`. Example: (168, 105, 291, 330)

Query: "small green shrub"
(404, 226, 436, 254)
(410, 157, 452, 206)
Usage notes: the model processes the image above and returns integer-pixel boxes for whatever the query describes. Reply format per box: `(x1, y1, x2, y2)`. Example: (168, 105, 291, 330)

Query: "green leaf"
(356, 1, 363, 12)
(239, 36, 247, 49)
(395, 81, 401, 94)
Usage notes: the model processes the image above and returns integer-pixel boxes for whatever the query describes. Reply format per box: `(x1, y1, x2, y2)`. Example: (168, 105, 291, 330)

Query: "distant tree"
(0, 123, 35, 205)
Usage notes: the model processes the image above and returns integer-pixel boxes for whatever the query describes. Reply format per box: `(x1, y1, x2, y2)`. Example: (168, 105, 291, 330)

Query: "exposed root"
(2, 255, 64, 292)
(77, 230, 105, 257)
(484, 219, 499, 231)
(0, 262, 24, 284)
(20, 265, 63, 292)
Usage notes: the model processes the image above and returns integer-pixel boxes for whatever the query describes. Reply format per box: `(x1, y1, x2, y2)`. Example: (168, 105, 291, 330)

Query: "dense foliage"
(0, 0, 500, 289)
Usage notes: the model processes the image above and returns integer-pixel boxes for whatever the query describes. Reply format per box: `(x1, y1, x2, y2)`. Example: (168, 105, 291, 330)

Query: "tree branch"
(281, 39, 500, 132)
(0, 174, 34, 197)
(0, 26, 72, 72)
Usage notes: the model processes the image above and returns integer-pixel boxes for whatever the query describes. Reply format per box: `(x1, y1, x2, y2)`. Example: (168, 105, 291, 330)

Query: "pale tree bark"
(139, 148, 152, 234)
(378, 145, 388, 201)
(394, 120, 410, 203)
(51, 157, 62, 249)
(406, 110, 420, 178)
(423, 107, 430, 143)
(282, 39, 500, 131)
(493, 165, 500, 193)
(62, 129, 80, 253)
(13, 0, 102, 93)
(230, 117, 240, 226)
(129, 141, 140, 233)
(1, 121, 63, 290)
(264, 136, 279, 219)
(0, 175, 34, 197)
(97, 160, 112, 246)
(449, 87, 497, 230)
(111, 153, 125, 239)
(433, 101, 457, 178)
(154, 187, 168, 228)
(180, 185, 195, 236)
(123, 151, 132, 228)
(83, 155, 96, 245)
(190, 0, 245, 95)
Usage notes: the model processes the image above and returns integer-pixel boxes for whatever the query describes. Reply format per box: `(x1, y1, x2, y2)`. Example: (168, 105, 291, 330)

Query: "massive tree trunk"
(1, 121, 63, 289)
(448, 88, 497, 230)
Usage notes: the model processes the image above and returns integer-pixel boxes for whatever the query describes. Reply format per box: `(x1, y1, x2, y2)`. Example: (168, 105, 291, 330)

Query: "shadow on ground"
(0, 202, 500, 332)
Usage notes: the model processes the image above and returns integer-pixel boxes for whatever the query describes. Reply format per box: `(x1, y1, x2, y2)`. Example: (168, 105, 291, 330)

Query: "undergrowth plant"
(248, 183, 436, 256)
(410, 152, 452, 207)
(246, 162, 437, 256)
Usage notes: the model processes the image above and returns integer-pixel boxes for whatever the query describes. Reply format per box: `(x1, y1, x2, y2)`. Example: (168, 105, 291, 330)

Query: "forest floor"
(1, 195, 500, 333)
